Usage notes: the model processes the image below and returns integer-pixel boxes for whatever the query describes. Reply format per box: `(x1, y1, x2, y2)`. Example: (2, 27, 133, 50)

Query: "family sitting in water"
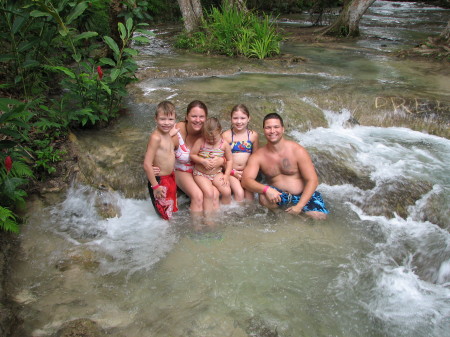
(143, 100, 329, 222)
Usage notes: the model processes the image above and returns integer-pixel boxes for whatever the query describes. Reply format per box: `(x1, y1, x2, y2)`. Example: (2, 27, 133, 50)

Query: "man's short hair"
(263, 113, 284, 127)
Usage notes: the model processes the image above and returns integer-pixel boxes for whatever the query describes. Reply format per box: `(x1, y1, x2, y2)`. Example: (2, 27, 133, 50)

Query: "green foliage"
(0, 0, 153, 233)
(0, 207, 19, 233)
(0, 98, 35, 233)
(175, 4, 282, 59)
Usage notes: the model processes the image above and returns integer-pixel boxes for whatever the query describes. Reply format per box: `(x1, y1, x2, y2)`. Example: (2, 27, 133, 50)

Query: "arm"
(241, 153, 265, 193)
(189, 138, 205, 168)
(286, 146, 319, 215)
(143, 133, 166, 198)
(251, 130, 259, 153)
(221, 143, 233, 186)
(242, 151, 281, 203)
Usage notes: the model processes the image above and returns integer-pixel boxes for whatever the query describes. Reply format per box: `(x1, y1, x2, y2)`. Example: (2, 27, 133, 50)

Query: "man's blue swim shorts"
(271, 186, 329, 214)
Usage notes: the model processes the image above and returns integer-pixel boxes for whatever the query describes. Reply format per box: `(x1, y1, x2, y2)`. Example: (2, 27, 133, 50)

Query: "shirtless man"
(242, 113, 328, 220)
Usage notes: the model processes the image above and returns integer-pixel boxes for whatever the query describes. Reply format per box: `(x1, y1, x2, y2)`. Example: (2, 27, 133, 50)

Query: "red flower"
(5, 156, 12, 173)
(97, 66, 103, 80)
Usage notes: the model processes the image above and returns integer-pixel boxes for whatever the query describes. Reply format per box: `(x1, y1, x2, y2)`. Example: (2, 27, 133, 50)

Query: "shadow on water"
(10, 2, 450, 337)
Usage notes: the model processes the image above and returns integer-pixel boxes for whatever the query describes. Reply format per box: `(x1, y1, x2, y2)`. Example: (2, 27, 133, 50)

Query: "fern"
(0, 206, 19, 233)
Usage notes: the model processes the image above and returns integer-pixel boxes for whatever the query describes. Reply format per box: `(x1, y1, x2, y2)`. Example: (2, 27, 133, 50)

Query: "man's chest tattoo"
(282, 158, 291, 170)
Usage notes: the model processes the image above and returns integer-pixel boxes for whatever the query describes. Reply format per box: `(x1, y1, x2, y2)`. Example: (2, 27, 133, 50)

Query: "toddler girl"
(190, 117, 233, 216)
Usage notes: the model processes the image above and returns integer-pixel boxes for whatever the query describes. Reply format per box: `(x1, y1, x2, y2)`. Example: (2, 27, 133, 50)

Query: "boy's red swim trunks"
(148, 171, 178, 220)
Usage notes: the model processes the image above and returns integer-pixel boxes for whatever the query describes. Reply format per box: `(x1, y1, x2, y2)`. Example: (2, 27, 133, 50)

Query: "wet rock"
(56, 248, 100, 272)
(357, 178, 433, 218)
(413, 188, 450, 229)
(246, 316, 279, 337)
(55, 318, 106, 337)
(310, 150, 375, 190)
(94, 188, 121, 219)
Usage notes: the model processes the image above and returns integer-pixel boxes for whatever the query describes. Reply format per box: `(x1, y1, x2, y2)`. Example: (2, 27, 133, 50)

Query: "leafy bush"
(175, 4, 282, 59)
(0, 98, 34, 233)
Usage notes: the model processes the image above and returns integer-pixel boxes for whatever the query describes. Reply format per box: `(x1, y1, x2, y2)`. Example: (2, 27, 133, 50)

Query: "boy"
(143, 101, 178, 220)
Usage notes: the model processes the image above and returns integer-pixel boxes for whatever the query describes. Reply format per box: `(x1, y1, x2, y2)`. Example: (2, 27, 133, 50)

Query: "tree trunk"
(322, 0, 376, 37)
(177, 0, 203, 32)
(223, 0, 248, 12)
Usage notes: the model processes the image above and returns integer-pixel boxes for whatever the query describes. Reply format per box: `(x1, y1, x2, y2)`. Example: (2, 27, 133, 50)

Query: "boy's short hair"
(263, 112, 284, 127)
(156, 101, 176, 117)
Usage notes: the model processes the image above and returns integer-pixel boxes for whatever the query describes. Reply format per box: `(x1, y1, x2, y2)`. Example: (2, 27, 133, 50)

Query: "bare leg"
(229, 176, 245, 202)
(212, 186, 220, 210)
(193, 175, 216, 216)
(304, 211, 327, 220)
(175, 171, 203, 215)
(213, 173, 232, 205)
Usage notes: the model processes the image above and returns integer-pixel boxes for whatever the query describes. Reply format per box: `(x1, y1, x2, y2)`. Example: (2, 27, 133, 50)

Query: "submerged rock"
(56, 248, 100, 272)
(55, 318, 106, 337)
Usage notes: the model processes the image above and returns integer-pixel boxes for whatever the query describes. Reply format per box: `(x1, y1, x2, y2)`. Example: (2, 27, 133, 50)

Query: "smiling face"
(263, 118, 284, 144)
(231, 110, 250, 132)
(155, 112, 176, 133)
(186, 106, 207, 133)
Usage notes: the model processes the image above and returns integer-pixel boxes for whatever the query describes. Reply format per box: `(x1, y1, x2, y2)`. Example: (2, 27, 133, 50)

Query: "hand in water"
(285, 205, 301, 215)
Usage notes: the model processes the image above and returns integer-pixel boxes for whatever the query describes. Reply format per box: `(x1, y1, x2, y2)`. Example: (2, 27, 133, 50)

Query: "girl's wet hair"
(230, 104, 250, 117)
(203, 117, 222, 136)
(186, 100, 208, 121)
(156, 100, 175, 117)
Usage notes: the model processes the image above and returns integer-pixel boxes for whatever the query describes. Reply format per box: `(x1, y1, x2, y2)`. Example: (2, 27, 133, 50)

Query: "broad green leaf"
(126, 17, 133, 34)
(99, 57, 116, 67)
(46, 66, 76, 79)
(132, 36, 150, 43)
(100, 81, 111, 95)
(29, 10, 52, 18)
(118, 22, 127, 40)
(66, 2, 88, 25)
(136, 29, 155, 37)
(110, 68, 121, 82)
(123, 48, 138, 56)
(74, 31, 98, 42)
(103, 36, 120, 56)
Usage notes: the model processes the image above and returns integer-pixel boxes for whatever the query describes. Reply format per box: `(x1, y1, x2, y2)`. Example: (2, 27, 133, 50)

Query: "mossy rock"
(55, 318, 106, 337)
